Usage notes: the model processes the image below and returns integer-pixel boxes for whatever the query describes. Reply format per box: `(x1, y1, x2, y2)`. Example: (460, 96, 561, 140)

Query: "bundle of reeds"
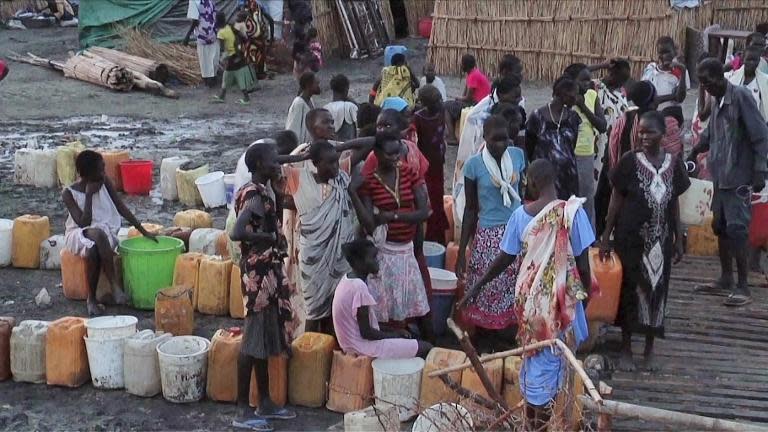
(62, 53, 134, 91)
(87, 46, 170, 84)
(120, 27, 201, 85)
(0, 0, 36, 20)
(403, 0, 435, 36)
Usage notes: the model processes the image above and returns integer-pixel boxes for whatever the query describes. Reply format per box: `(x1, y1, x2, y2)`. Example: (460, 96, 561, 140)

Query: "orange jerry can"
(326, 350, 374, 413)
(196, 256, 232, 315)
(155, 286, 194, 336)
(586, 248, 622, 324)
(127, 223, 164, 239)
(99, 149, 130, 191)
(419, 348, 467, 408)
(461, 357, 503, 413)
(60, 249, 89, 300)
(216, 231, 230, 259)
(502, 356, 523, 409)
(173, 253, 204, 306)
(687, 217, 718, 256)
(229, 265, 246, 319)
(46, 317, 89, 387)
(0, 317, 16, 381)
(173, 210, 213, 230)
(12, 215, 50, 269)
(250, 355, 288, 408)
(288, 332, 337, 407)
(206, 328, 242, 402)
(444, 195, 455, 243)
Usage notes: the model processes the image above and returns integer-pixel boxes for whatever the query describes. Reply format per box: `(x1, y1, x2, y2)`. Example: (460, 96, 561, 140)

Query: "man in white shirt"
(183, 0, 220, 88)
(726, 45, 768, 122)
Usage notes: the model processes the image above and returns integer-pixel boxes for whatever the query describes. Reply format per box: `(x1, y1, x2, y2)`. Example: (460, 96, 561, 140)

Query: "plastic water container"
(99, 149, 130, 191)
(45, 317, 89, 388)
(10, 320, 49, 383)
(224, 174, 236, 208)
(12, 215, 50, 269)
(160, 156, 190, 201)
(423, 242, 446, 269)
(119, 160, 154, 195)
(176, 164, 209, 207)
(84, 335, 129, 389)
(343, 406, 399, 432)
(39, 235, 65, 270)
(679, 178, 713, 226)
(119, 236, 184, 310)
(173, 209, 213, 230)
(586, 248, 622, 324)
(157, 336, 211, 403)
(14, 148, 57, 188)
(419, 348, 466, 408)
(372, 357, 425, 421)
(124, 330, 172, 397)
(428, 268, 458, 336)
(384, 45, 407, 66)
(0, 219, 12, 267)
(412, 403, 473, 432)
(0, 317, 15, 381)
(85, 315, 138, 339)
(56, 141, 85, 187)
(189, 228, 225, 255)
(195, 171, 227, 209)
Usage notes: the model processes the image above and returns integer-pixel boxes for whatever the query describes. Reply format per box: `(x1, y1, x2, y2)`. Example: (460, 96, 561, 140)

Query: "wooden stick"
(428, 339, 555, 377)
(446, 318, 509, 410)
(437, 374, 500, 413)
(553, 339, 602, 404)
(579, 397, 768, 432)
(597, 382, 613, 432)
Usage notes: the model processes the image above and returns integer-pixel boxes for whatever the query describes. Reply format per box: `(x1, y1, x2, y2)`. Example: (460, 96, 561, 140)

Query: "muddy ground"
(0, 26, 701, 432)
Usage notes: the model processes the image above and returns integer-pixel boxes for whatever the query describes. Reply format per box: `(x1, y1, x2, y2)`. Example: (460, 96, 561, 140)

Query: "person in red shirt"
(349, 131, 433, 338)
(0, 60, 8, 82)
(444, 54, 491, 146)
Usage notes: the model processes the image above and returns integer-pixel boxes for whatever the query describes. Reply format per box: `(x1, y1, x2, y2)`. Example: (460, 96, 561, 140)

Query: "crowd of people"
(57, 16, 768, 430)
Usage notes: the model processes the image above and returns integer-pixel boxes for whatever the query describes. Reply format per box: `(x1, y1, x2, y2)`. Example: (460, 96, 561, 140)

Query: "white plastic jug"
(189, 228, 224, 255)
(0, 219, 13, 267)
(14, 148, 58, 188)
(344, 405, 399, 432)
(428, 268, 458, 293)
(224, 173, 236, 209)
(85, 336, 128, 389)
(372, 357, 425, 421)
(157, 336, 211, 403)
(160, 157, 190, 201)
(85, 315, 138, 339)
(411, 403, 473, 432)
(679, 177, 714, 226)
(39, 235, 65, 270)
(10, 320, 50, 383)
(195, 171, 227, 209)
(124, 330, 172, 397)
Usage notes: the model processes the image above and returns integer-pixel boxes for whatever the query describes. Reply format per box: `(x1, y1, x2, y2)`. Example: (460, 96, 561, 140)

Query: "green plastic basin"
(119, 236, 185, 310)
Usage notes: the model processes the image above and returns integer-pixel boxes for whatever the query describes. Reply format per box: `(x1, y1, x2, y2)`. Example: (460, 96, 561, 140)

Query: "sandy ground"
(0, 26, 702, 431)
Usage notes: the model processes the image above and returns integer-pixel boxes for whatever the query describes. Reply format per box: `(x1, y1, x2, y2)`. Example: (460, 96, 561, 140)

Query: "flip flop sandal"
(693, 282, 732, 297)
(255, 407, 296, 420)
(210, 96, 225, 104)
(237, 99, 250, 106)
(724, 293, 753, 307)
(232, 418, 273, 431)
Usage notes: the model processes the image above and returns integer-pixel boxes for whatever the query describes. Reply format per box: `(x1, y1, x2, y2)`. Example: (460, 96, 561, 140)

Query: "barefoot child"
(62, 150, 157, 316)
(324, 74, 358, 141)
(285, 71, 320, 145)
(459, 159, 593, 429)
(333, 238, 433, 359)
(230, 143, 298, 431)
(214, 11, 256, 105)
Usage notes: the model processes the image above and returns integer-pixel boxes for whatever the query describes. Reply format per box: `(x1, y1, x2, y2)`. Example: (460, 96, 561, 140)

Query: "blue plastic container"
(428, 267, 458, 336)
(384, 45, 408, 66)
(423, 241, 446, 269)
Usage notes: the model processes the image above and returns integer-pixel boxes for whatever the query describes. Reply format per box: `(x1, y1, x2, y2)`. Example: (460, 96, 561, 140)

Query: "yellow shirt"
(217, 25, 237, 57)
(574, 89, 599, 157)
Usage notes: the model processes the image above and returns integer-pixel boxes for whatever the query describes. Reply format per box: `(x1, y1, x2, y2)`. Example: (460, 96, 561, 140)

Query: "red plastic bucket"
(749, 193, 768, 248)
(119, 160, 154, 195)
(418, 17, 432, 39)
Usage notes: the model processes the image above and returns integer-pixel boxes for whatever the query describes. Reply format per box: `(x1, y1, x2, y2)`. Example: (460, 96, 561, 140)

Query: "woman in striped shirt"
(349, 130, 432, 330)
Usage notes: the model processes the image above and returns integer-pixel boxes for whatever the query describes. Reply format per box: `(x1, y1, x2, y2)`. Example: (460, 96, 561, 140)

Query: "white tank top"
(64, 185, 121, 235)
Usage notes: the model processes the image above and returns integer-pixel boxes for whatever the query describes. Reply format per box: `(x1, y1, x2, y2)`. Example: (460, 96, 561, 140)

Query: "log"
(579, 397, 768, 432)
(87, 47, 170, 83)
(64, 52, 133, 91)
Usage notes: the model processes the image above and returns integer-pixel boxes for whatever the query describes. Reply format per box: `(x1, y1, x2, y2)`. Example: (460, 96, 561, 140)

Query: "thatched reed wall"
(0, 0, 37, 20)
(427, 0, 768, 81)
(404, 0, 435, 36)
(313, 0, 396, 59)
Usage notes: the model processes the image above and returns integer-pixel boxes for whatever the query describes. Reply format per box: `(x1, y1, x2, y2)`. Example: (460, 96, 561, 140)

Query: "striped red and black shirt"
(358, 164, 425, 243)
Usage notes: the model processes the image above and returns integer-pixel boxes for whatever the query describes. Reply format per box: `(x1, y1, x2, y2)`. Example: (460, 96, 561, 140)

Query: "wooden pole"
(446, 318, 509, 410)
(553, 339, 602, 403)
(579, 397, 768, 432)
(597, 382, 613, 432)
(437, 374, 500, 413)
(427, 339, 555, 377)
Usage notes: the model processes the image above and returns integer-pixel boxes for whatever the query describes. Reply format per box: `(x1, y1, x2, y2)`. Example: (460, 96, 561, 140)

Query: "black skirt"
(241, 303, 291, 359)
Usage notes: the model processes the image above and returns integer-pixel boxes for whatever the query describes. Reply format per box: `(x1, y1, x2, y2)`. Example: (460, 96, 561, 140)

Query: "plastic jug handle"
(228, 327, 242, 336)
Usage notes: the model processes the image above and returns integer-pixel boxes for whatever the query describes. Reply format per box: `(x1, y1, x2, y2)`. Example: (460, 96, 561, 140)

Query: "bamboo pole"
(553, 339, 602, 404)
(579, 397, 768, 432)
(428, 340, 555, 377)
(446, 318, 509, 411)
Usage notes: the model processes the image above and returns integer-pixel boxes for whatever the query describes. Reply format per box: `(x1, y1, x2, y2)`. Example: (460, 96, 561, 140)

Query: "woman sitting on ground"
(62, 150, 157, 316)
(332, 238, 432, 359)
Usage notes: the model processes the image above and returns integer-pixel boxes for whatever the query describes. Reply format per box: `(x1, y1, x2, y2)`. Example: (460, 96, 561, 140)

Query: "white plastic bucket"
(124, 330, 172, 397)
(412, 403, 473, 432)
(195, 171, 227, 209)
(428, 268, 458, 293)
(85, 315, 138, 339)
(160, 157, 190, 201)
(372, 357, 425, 421)
(423, 242, 446, 269)
(84, 336, 128, 389)
(157, 336, 211, 403)
(0, 219, 13, 267)
(224, 173, 236, 209)
(344, 405, 400, 432)
(188, 228, 224, 255)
